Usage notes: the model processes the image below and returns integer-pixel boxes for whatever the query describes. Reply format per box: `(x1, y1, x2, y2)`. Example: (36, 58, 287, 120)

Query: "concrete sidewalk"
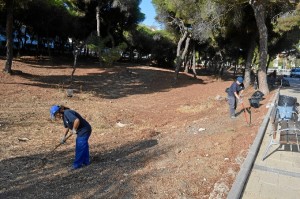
(228, 77, 300, 199)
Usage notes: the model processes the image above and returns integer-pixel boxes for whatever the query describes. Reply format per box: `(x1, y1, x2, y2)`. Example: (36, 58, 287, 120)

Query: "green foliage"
(0, 0, 144, 54)
(153, 0, 226, 44)
(153, 0, 299, 60)
(296, 40, 300, 51)
(0, 1, 4, 10)
(87, 34, 127, 66)
(11, 0, 81, 40)
(151, 30, 176, 67)
(50, 0, 84, 16)
(101, 42, 127, 66)
(123, 24, 176, 67)
(273, 3, 300, 33)
(86, 35, 108, 52)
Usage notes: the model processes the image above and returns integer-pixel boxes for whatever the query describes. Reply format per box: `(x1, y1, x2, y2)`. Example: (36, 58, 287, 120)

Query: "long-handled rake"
(241, 101, 250, 126)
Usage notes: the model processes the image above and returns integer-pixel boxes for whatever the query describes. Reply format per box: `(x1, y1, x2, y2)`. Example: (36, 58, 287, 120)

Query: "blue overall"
(63, 110, 92, 169)
(227, 82, 244, 117)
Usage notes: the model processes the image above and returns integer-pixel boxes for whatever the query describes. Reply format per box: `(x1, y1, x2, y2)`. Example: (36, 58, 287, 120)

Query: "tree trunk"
(179, 35, 191, 72)
(96, 5, 100, 37)
(106, 22, 115, 48)
(184, 47, 192, 73)
(192, 44, 197, 78)
(71, 42, 85, 82)
(204, 60, 208, 70)
(96, 4, 102, 64)
(71, 50, 78, 82)
(174, 30, 188, 80)
(213, 59, 218, 74)
(3, 0, 14, 74)
(266, 55, 271, 73)
(234, 60, 238, 77)
(217, 51, 224, 78)
(250, 0, 269, 95)
(184, 54, 189, 73)
(244, 34, 257, 88)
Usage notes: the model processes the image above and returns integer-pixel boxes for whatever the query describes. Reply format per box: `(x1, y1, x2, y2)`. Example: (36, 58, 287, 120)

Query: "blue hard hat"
(50, 105, 60, 119)
(237, 76, 244, 83)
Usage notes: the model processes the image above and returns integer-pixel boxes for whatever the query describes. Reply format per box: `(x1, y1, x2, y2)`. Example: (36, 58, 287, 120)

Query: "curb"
(227, 89, 280, 199)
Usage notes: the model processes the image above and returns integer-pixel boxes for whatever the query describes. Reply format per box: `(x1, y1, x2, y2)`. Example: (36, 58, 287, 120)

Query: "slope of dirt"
(0, 56, 275, 198)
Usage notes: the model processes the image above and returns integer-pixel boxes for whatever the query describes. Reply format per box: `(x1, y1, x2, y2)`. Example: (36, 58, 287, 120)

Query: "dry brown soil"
(0, 56, 275, 199)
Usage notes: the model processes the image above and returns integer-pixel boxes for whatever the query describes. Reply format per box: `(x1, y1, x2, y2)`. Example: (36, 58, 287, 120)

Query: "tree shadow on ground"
(5, 60, 209, 99)
(0, 138, 172, 198)
(13, 55, 98, 68)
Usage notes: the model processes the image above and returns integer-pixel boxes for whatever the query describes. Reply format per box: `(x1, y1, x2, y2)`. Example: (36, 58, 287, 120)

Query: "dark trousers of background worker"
(228, 95, 237, 117)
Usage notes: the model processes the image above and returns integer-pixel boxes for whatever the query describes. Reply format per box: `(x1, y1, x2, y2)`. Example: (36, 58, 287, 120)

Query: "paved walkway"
(228, 77, 300, 199)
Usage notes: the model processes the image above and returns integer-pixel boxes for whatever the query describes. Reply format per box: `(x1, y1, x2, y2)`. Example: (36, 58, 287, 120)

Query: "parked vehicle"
(290, 67, 300, 77)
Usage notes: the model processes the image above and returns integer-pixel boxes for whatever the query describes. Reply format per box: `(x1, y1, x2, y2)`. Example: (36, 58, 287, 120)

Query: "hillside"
(0, 57, 274, 198)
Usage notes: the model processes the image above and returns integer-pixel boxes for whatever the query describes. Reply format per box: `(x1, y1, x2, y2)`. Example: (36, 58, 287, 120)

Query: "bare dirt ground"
(0, 56, 275, 199)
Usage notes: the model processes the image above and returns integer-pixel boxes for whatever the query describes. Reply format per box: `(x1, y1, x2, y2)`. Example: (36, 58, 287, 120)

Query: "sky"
(139, 0, 161, 29)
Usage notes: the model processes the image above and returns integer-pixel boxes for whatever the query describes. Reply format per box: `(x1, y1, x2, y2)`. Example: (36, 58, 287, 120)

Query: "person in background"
(267, 70, 277, 87)
(227, 77, 244, 119)
(50, 105, 92, 170)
